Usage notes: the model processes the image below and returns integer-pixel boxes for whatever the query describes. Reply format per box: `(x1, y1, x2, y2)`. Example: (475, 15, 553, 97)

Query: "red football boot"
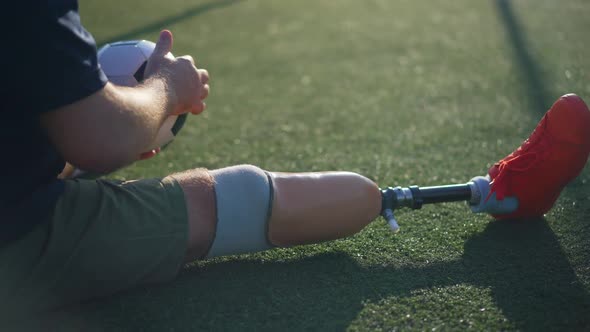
(488, 93, 590, 219)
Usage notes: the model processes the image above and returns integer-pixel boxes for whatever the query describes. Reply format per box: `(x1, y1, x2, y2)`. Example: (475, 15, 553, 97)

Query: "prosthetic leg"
(207, 93, 590, 257)
(205, 168, 513, 255)
(266, 173, 514, 245)
(272, 93, 590, 237)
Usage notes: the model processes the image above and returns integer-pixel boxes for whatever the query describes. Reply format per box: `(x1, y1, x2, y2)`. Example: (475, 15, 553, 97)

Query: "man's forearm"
(43, 30, 208, 174)
(41, 78, 176, 174)
(111, 77, 175, 152)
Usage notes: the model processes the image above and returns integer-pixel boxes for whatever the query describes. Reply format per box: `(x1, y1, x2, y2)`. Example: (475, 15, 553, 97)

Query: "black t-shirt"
(1, 1, 107, 242)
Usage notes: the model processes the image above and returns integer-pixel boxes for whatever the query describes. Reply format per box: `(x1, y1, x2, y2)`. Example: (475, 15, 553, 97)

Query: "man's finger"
(139, 148, 161, 160)
(199, 69, 209, 84)
(201, 84, 210, 100)
(190, 102, 206, 115)
(151, 30, 173, 58)
(177, 55, 195, 65)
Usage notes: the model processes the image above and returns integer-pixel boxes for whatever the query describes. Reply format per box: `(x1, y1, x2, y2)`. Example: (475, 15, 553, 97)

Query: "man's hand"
(41, 30, 211, 174)
(144, 30, 210, 116)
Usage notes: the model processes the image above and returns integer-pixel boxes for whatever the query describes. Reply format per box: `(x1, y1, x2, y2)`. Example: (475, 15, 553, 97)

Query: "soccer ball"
(97, 40, 187, 150)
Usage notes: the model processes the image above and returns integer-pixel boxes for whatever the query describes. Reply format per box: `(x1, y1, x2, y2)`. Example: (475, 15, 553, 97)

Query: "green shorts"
(0, 177, 189, 318)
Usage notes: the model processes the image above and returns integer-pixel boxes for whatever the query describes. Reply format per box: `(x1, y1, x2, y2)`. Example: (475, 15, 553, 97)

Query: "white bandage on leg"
(206, 165, 275, 258)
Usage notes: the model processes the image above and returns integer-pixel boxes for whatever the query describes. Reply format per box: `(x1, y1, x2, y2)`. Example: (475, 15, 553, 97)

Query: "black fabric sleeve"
(27, 1, 108, 113)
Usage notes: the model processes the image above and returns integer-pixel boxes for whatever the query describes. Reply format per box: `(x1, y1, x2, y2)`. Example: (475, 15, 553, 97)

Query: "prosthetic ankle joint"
(380, 176, 518, 232)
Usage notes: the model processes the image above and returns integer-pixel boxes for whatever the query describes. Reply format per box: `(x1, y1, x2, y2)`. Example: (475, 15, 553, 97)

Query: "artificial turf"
(24, 0, 590, 330)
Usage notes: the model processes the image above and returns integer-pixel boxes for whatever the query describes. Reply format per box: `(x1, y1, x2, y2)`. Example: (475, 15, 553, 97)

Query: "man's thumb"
(152, 30, 173, 58)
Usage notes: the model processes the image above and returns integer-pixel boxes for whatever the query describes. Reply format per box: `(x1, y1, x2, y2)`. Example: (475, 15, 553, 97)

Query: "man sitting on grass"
(2, 0, 589, 317)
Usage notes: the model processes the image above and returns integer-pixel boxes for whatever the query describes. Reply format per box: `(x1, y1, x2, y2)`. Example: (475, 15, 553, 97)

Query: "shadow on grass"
(95, 0, 243, 47)
(494, 0, 552, 115)
(493, 3, 590, 322)
(460, 218, 590, 330)
(493, 0, 590, 191)
(28, 219, 589, 331)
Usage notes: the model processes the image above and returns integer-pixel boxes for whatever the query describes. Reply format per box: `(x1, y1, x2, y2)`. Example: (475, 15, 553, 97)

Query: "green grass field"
(35, 0, 590, 330)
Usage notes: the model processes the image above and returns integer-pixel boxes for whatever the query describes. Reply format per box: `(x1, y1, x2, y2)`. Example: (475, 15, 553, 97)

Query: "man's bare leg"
(166, 169, 217, 262)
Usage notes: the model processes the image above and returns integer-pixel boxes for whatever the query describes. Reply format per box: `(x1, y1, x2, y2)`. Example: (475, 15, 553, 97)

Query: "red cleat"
(488, 93, 590, 219)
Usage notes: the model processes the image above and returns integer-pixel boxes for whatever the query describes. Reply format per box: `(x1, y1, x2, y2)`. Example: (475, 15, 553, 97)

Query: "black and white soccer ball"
(97, 40, 186, 150)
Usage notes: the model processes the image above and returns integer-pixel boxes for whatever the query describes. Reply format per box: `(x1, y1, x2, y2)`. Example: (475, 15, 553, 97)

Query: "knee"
(206, 164, 275, 258)
(171, 165, 276, 261)
(166, 168, 217, 262)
